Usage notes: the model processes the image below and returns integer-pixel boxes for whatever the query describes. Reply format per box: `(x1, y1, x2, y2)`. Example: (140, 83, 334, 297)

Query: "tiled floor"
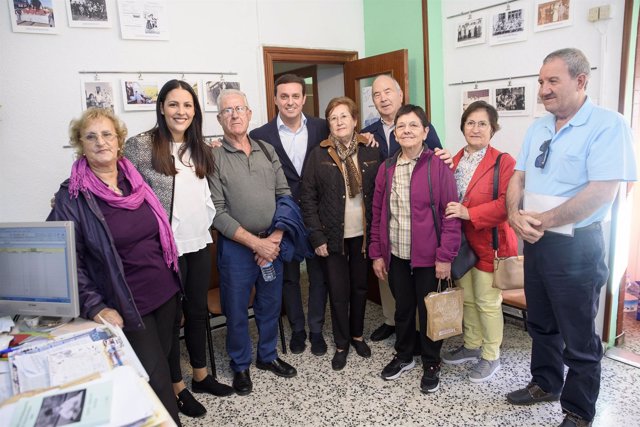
(620, 310, 640, 355)
(177, 300, 640, 427)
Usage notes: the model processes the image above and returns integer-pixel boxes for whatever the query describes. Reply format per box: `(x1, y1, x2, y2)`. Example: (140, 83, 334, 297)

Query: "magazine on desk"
(7, 322, 147, 396)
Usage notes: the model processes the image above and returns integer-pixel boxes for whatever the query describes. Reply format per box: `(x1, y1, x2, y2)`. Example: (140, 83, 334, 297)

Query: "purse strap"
(427, 155, 440, 246)
(491, 153, 505, 251)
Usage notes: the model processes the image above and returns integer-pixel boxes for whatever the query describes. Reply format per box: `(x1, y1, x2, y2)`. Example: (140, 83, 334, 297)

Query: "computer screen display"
(0, 222, 80, 318)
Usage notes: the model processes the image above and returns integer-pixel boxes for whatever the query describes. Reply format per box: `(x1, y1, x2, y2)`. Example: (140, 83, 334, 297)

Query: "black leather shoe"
(559, 412, 593, 427)
(256, 358, 297, 378)
(331, 348, 349, 371)
(192, 374, 234, 397)
(370, 323, 395, 341)
(507, 381, 560, 405)
(310, 332, 327, 356)
(350, 339, 372, 358)
(232, 369, 253, 396)
(290, 330, 307, 354)
(176, 388, 206, 417)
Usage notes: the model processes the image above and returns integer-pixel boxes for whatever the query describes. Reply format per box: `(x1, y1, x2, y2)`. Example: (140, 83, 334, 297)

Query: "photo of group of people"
(82, 82, 114, 112)
(67, 0, 107, 24)
(461, 84, 530, 116)
(204, 80, 241, 112)
(10, 0, 56, 33)
(456, 17, 485, 47)
(490, 8, 527, 45)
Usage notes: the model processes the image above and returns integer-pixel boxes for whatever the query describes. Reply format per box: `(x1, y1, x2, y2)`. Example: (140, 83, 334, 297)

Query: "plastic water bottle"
(261, 262, 276, 282)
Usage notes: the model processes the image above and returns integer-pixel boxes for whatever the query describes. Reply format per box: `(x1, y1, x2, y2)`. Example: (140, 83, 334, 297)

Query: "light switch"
(588, 6, 600, 22)
(599, 5, 611, 20)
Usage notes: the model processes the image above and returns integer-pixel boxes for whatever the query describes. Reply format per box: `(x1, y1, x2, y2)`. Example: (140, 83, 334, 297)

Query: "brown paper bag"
(424, 279, 464, 341)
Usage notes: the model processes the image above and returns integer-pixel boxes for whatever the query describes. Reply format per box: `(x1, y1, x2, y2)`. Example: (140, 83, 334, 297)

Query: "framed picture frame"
(65, 0, 111, 28)
(533, 0, 572, 32)
(461, 87, 493, 113)
(9, 0, 59, 34)
(533, 95, 548, 118)
(489, 6, 527, 45)
(203, 80, 240, 112)
(117, 0, 170, 40)
(495, 84, 530, 116)
(81, 80, 115, 112)
(121, 80, 159, 111)
(455, 15, 486, 48)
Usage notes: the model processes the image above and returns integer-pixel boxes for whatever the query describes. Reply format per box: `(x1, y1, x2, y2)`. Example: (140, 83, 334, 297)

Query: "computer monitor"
(0, 222, 80, 319)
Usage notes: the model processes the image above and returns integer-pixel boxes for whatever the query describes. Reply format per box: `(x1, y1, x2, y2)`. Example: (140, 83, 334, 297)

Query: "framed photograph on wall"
(495, 84, 529, 116)
(121, 80, 159, 111)
(455, 15, 486, 48)
(66, 0, 111, 28)
(489, 6, 526, 45)
(204, 80, 240, 112)
(534, 95, 548, 117)
(461, 87, 492, 113)
(81, 80, 115, 112)
(9, 0, 59, 34)
(117, 0, 170, 40)
(534, 0, 572, 32)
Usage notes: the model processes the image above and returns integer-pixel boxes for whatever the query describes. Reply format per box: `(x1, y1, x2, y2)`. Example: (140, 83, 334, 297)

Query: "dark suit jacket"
(250, 116, 329, 203)
(361, 119, 442, 159)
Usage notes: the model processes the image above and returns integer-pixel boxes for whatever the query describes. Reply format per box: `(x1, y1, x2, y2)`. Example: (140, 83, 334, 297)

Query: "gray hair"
(216, 89, 250, 111)
(373, 74, 402, 93)
(543, 48, 591, 79)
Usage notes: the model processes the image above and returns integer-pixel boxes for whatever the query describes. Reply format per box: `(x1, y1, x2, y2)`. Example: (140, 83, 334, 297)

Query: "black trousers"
(282, 255, 328, 334)
(321, 236, 369, 350)
(125, 294, 181, 426)
(169, 245, 212, 383)
(524, 223, 608, 421)
(388, 255, 443, 365)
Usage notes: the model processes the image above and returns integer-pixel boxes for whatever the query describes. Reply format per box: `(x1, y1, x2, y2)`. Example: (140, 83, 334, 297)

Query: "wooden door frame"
(422, 0, 433, 120)
(263, 46, 358, 121)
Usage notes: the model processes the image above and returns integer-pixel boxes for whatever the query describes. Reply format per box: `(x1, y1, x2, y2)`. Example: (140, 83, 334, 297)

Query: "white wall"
(440, 0, 626, 157)
(0, 0, 364, 221)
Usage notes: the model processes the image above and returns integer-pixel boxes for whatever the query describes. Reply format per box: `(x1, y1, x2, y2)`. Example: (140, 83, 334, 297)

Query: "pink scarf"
(69, 156, 179, 271)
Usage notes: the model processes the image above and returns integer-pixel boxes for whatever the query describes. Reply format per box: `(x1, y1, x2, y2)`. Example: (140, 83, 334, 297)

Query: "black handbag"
(427, 156, 478, 280)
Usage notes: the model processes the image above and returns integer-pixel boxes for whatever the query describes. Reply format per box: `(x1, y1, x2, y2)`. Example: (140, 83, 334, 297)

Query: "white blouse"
(171, 143, 215, 256)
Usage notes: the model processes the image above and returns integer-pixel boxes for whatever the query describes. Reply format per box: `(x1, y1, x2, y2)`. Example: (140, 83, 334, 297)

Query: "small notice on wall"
(117, 0, 170, 40)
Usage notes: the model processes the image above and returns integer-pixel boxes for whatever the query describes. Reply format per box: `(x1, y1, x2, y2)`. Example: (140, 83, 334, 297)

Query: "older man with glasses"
(506, 48, 637, 427)
(210, 89, 297, 396)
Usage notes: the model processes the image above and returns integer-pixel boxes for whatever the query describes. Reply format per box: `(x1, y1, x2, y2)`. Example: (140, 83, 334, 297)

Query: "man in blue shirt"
(250, 74, 330, 356)
(506, 48, 637, 427)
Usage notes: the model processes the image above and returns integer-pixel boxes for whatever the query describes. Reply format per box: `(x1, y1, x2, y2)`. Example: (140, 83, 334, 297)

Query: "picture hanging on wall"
(121, 80, 159, 111)
(533, 0, 572, 32)
(534, 95, 548, 117)
(495, 84, 530, 116)
(65, 0, 111, 28)
(81, 80, 115, 112)
(204, 80, 240, 112)
(489, 6, 527, 45)
(461, 87, 493, 113)
(117, 0, 170, 40)
(9, 0, 59, 34)
(455, 15, 486, 48)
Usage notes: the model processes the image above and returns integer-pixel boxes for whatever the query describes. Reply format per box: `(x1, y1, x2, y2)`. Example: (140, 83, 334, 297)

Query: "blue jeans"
(217, 235, 283, 372)
(524, 223, 608, 421)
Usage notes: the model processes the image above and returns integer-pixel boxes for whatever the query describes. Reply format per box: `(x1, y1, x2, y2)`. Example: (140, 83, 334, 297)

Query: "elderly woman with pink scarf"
(48, 108, 183, 426)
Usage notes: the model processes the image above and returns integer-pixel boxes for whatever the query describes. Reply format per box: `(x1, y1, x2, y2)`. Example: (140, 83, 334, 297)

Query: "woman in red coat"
(442, 101, 518, 383)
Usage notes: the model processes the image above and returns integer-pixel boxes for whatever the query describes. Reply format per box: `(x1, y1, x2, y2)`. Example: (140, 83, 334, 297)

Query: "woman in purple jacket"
(48, 108, 182, 426)
(369, 104, 461, 394)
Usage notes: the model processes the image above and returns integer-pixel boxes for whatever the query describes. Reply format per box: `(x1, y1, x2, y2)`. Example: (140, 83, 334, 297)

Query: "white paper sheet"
(523, 191, 574, 236)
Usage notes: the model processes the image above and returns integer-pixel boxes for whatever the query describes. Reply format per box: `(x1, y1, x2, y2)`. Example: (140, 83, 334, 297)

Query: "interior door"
(344, 49, 409, 128)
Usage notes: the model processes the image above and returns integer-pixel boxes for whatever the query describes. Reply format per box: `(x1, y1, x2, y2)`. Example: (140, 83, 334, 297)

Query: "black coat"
(300, 135, 380, 254)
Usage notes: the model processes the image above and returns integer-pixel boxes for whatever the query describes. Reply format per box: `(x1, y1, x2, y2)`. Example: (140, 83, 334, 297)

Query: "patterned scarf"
(69, 156, 179, 271)
(332, 133, 361, 198)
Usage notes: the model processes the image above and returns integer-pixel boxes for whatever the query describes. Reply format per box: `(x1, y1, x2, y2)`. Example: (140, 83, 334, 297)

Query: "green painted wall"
(363, 0, 446, 142)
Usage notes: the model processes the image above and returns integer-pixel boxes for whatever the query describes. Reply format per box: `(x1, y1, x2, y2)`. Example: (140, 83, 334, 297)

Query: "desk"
(0, 319, 175, 426)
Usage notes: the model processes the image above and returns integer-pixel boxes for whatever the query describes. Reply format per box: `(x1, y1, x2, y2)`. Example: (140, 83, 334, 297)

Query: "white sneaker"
(441, 345, 481, 365)
(469, 358, 500, 383)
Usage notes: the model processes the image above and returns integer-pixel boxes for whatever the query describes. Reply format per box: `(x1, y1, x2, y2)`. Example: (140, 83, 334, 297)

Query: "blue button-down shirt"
(515, 97, 637, 227)
(277, 113, 309, 176)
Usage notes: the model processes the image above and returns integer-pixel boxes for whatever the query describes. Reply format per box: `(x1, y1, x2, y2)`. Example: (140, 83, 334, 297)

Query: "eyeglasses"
(395, 122, 423, 132)
(328, 113, 351, 123)
(535, 139, 551, 169)
(82, 131, 116, 144)
(464, 120, 489, 129)
(219, 106, 250, 117)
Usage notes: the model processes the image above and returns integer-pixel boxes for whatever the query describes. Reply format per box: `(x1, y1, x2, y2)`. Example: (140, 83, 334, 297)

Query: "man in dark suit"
(249, 74, 329, 356)
(362, 74, 448, 343)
